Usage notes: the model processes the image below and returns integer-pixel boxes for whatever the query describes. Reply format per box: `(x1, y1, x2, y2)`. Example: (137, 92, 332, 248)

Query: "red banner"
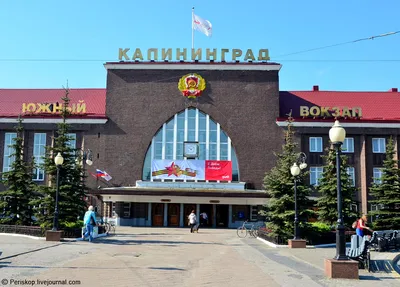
(205, 160, 232, 181)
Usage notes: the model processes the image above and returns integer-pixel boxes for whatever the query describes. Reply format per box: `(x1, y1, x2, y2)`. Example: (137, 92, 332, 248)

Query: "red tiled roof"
(279, 89, 400, 122)
(0, 89, 106, 118)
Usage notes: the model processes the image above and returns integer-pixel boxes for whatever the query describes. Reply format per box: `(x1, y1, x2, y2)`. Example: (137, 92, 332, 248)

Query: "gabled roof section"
(279, 87, 400, 122)
(0, 89, 106, 118)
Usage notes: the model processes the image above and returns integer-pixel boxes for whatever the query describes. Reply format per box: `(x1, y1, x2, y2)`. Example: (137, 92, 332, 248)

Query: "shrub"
(310, 222, 332, 233)
(63, 220, 84, 229)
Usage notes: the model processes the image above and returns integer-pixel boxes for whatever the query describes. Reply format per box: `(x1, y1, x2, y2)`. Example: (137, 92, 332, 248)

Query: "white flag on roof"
(193, 14, 212, 37)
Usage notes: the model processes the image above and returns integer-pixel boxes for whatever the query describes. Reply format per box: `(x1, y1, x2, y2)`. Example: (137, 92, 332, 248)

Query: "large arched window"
(142, 108, 239, 181)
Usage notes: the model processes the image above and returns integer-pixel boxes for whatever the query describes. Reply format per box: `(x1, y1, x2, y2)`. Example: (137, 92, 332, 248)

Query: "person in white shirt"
(188, 210, 197, 233)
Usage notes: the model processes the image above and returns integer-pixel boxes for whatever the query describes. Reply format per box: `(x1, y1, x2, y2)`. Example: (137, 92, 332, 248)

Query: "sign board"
(151, 160, 232, 181)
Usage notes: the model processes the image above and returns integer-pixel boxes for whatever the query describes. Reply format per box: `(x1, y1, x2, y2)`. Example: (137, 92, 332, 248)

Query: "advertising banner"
(152, 160, 205, 180)
(151, 160, 232, 181)
(205, 160, 232, 181)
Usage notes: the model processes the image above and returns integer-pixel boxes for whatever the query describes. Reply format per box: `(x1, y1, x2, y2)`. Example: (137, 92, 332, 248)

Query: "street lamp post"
(290, 153, 307, 240)
(328, 120, 348, 261)
(82, 149, 93, 171)
(52, 152, 64, 231)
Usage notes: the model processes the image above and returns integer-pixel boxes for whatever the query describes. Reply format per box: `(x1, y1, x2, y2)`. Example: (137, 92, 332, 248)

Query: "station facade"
(0, 60, 399, 227)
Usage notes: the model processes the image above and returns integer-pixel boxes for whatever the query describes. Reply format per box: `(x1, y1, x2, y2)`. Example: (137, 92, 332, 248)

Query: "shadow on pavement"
(113, 233, 188, 237)
(0, 265, 131, 270)
(90, 238, 223, 246)
(370, 259, 399, 273)
(148, 267, 186, 271)
(360, 275, 399, 280)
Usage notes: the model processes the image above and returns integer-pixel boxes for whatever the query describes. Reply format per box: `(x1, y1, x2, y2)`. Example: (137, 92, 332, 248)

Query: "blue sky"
(0, 0, 399, 91)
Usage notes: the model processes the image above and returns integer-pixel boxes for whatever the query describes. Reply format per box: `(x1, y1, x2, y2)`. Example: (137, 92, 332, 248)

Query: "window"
(250, 206, 259, 221)
(112, 202, 116, 217)
(142, 108, 239, 182)
(123, 202, 131, 218)
(310, 167, 323, 186)
(350, 203, 358, 212)
(372, 138, 386, 153)
(309, 137, 323, 152)
(342, 138, 354, 153)
(373, 168, 383, 184)
(346, 167, 355, 186)
(2, 133, 17, 173)
(33, 133, 46, 181)
(66, 133, 76, 149)
(370, 204, 384, 222)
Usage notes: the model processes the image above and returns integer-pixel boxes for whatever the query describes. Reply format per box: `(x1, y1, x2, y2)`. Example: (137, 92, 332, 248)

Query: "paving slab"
(0, 228, 399, 287)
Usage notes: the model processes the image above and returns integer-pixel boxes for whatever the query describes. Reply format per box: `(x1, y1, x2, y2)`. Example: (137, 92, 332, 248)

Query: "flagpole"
(192, 7, 194, 49)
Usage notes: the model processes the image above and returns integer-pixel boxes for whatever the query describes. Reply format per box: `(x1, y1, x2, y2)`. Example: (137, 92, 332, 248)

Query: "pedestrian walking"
(355, 214, 373, 237)
(188, 210, 197, 233)
(82, 205, 97, 242)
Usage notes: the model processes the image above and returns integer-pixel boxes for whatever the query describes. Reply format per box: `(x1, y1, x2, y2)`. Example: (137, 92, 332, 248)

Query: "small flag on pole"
(95, 169, 112, 181)
(193, 14, 212, 37)
(96, 169, 106, 177)
(102, 171, 112, 182)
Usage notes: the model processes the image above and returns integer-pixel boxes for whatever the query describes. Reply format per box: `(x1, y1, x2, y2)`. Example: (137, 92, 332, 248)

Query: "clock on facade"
(183, 141, 199, 158)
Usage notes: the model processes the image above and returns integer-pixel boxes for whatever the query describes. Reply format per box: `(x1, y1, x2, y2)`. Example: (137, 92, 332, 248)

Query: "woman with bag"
(82, 205, 97, 242)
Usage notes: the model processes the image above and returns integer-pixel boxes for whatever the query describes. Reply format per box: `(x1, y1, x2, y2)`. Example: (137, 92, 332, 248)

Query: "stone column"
(163, 203, 168, 227)
(228, 205, 233, 228)
(212, 204, 217, 228)
(148, 203, 152, 227)
(196, 204, 200, 224)
(360, 135, 368, 214)
(179, 203, 184, 227)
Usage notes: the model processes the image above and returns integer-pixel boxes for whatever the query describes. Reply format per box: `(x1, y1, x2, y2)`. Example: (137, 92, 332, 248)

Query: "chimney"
(313, 85, 319, 91)
(390, 88, 398, 92)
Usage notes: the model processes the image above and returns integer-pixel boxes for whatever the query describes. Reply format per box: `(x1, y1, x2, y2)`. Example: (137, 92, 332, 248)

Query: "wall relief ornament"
(178, 73, 206, 99)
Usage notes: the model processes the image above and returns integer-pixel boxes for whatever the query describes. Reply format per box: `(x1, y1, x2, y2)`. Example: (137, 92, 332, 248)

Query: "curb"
(257, 237, 288, 248)
(256, 237, 349, 249)
(0, 232, 109, 242)
(256, 237, 315, 248)
(0, 233, 44, 240)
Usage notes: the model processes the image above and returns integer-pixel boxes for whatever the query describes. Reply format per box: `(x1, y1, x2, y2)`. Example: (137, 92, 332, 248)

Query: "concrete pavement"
(0, 228, 399, 287)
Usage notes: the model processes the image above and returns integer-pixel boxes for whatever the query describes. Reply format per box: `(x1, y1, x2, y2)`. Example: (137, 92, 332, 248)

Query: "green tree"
(369, 137, 400, 230)
(316, 147, 358, 227)
(260, 117, 314, 241)
(32, 88, 87, 229)
(0, 117, 37, 225)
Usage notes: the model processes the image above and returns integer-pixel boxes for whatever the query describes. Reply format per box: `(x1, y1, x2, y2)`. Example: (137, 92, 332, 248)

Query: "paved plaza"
(0, 227, 399, 287)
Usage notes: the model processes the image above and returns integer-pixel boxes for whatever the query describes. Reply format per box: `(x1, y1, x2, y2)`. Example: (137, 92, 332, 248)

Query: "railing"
(0, 224, 106, 238)
(257, 228, 286, 245)
(0, 224, 45, 237)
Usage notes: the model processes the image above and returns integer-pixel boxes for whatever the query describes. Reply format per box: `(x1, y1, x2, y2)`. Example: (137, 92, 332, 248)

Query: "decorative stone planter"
(324, 258, 359, 279)
(45, 230, 63, 241)
(288, 239, 307, 248)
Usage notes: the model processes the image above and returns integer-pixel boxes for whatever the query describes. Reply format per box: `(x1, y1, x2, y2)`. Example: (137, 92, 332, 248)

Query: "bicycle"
(100, 219, 116, 235)
(237, 220, 259, 238)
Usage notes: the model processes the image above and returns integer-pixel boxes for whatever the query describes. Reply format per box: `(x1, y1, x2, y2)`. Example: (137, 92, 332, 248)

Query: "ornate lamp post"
(328, 120, 348, 260)
(52, 152, 64, 231)
(77, 149, 93, 205)
(325, 120, 357, 279)
(82, 149, 93, 170)
(290, 152, 307, 241)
